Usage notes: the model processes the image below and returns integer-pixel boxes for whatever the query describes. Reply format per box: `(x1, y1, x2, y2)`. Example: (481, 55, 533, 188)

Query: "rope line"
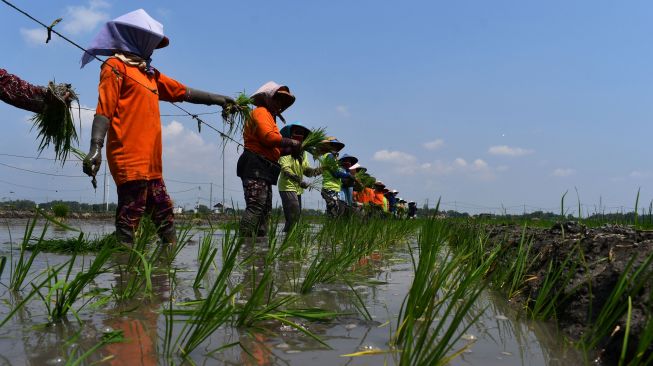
(1, 0, 245, 149)
(0, 161, 87, 177)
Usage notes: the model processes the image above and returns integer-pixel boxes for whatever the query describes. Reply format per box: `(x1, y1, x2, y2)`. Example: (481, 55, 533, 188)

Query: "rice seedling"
(581, 251, 653, 352)
(31, 82, 80, 163)
(63, 329, 124, 366)
(34, 239, 114, 322)
(318, 154, 340, 175)
(26, 233, 117, 253)
(301, 127, 328, 156)
(393, 219, 497, 366)
(112, 218, 163, 301)
(222, 92, 253, 136)
(8, 215, 44, 291)
(629, 313, 653, 365)
(192, 229, 218, 288)
(529, 247, 580, 320)
(173, 237, 242, 357)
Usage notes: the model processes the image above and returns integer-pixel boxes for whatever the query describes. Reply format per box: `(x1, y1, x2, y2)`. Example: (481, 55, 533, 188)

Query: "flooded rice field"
(0, 218, 587, 365)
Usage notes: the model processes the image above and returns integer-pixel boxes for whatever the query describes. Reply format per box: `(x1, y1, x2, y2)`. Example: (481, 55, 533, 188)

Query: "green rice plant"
(9, 215, 44, 291)
(301, 127, 327, 155)
(34, 236, 114, 322)
(494, 225, 536, 299)
(620, 296, 633, 366)
(26, 233, 117, 253)
(393, 219, 496, 366)
(222, 92, 253, 136)
(112, 218, 163, 301)
(529, 246, 580, 320)
(561, 190, 568, 219)
(51, 203, 70, 219)
(192, 229, 218, 288)
(174, 237, 242, 357)
(629, 313, 653, 365)
(575, 186, 582, 220)
(582, 251, 653, 352)
(318, 154, 340, 175)
(634, 187, 641, 227)
(64, 329, 124, 366)
(0, 256, 5, 281)
(31, 82, 79, 163)
(357, 172, 376, 188)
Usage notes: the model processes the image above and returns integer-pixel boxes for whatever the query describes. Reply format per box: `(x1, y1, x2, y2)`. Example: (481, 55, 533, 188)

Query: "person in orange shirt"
(81, 9, 236, 245)
(237, 81, 300, 237)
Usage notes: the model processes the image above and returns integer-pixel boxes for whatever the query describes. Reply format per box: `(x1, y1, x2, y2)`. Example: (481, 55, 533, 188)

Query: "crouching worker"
(237, 82, 300, 237)
(81, 9, 236, 246)
(278, 123, 321, 232)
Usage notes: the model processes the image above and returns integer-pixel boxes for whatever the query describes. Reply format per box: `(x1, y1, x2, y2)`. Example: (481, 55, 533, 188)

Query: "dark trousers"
(240, 178, 272, 237)
(115, 179, 175, 244)
(280, 191, 302, 232)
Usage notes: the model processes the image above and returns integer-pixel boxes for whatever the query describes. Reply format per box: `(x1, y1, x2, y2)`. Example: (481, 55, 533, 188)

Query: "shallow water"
(0, 219, 586, 365)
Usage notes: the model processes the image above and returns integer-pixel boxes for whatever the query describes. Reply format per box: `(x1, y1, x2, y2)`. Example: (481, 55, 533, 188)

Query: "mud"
(484, 221, 653, 364)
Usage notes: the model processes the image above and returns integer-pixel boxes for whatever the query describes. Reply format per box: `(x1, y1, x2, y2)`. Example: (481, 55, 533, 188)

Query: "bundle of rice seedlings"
(221, 92, 253, 136)
(31, 82, 79, 163)
(305, 178, 323, 192)
(318, 154, 340, 174)
(358, 173, 376, 188)
(301, 127, 328, 156)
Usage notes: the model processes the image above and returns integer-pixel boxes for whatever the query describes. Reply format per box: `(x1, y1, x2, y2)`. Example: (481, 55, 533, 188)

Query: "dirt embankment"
(486, 222, 653, 364)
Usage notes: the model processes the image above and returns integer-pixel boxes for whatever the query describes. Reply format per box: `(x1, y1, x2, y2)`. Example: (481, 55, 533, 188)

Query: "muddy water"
(0, 219, 586, 365)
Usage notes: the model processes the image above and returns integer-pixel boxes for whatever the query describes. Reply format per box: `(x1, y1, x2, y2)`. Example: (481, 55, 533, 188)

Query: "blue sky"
(1, 0, 653, 214)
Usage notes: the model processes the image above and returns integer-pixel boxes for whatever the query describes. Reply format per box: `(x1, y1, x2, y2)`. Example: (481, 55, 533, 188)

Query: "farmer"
(338, 154, 358, 209)
(237, 81, 301, 237)
(408, 201, 417, 219)
(277, 122, 321, 232)
(317, 138, 349, 218)
(81, 9, 237, 246)
(0, 68, 75, 113)
(372, 181, 387, 216)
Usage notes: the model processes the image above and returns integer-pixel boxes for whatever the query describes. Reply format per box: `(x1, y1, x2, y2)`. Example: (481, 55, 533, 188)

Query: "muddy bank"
(483, 222, 653, 364)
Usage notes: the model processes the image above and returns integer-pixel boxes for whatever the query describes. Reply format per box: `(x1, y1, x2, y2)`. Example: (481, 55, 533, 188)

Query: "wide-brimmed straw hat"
(374, 181, 385, 189)
(280, 122, 311, 139)
(320, 137, 345, 152)
(339, 154, 358, 166)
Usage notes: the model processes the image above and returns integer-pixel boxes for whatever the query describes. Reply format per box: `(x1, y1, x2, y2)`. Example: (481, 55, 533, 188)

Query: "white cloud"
(423, 138, 444, 150)
(453, 158, 467, 168)
(335, 105, 350, 117)
(20, 0, 109, 45)
(62, 0, 110, 35)
(630, 170, 652, 178)
(20, 28, 47, 45)
(472, 159, 488, 170)
(553, 168, 575, 177)
(373, 149, 417, 165)
(488, 145, 534, 157)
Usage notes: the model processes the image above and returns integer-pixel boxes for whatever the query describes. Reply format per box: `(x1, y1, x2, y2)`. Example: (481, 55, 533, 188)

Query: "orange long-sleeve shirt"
(243, 107, 283, 162)
(355, 187, 375, 204)
(95, 57, 187, 186)
(373, 190, 385, 206)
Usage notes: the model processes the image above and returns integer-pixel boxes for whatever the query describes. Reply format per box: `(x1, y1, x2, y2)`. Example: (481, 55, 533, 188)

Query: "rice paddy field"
(0, 213, 650, 365)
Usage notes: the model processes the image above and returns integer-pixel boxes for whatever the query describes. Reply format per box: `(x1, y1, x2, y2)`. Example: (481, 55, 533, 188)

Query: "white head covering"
(81, 9, 168, 68)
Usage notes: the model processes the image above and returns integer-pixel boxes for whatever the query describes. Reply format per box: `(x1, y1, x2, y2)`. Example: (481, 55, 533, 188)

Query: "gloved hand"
(280, 137, 301, 156)
(185, 87, 235, 107)
(82, 115, 110, 177)
(299, 181, 309, 189)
